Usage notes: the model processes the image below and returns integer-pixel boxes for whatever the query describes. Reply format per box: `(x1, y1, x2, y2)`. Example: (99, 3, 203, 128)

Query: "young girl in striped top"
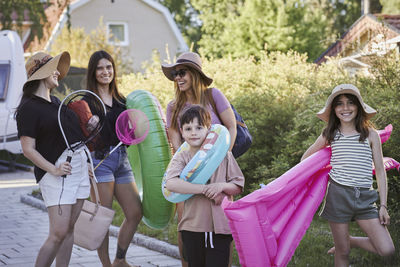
(301, 84, 395, 266)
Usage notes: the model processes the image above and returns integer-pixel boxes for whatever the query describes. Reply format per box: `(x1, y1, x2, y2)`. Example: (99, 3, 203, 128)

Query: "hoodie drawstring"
(204, 232, 214, 248)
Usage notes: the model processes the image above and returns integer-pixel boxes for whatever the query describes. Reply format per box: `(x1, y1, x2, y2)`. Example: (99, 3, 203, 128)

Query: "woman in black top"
(86, 50, 142, 267)
(15, 51, 91, 267)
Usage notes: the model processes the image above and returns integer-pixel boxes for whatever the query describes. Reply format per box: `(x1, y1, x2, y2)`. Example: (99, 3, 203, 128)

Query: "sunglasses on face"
(171, 69, 187, 79)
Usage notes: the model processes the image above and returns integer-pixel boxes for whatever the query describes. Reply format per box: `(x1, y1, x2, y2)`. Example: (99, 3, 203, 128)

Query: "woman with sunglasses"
(162, 52, 237, 266)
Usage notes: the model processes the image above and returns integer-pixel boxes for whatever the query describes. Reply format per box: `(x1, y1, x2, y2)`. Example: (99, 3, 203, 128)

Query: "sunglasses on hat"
(171, 69, 187, 79)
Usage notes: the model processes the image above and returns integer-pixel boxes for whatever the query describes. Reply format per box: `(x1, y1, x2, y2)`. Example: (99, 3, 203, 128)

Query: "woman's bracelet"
(380, 204, 388, 209)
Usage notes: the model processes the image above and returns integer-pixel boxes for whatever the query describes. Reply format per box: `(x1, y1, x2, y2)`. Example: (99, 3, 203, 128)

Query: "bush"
(117, 50, 400, 265)
(118, 50, 400, 206)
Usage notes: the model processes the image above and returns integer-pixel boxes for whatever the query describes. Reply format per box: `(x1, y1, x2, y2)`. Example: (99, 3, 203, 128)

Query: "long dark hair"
(170, 66, 210, 130)
(14, 80, 41, 119)
(86, 50, 125, 103)
(322, 93, 373, 144)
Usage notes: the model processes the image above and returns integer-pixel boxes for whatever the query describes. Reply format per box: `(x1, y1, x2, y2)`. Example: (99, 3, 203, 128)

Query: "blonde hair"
(169, 66, 210, 130)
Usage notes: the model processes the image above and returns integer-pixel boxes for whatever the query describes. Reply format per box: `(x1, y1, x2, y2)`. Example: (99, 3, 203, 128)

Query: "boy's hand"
(203, 183, 225, 199)
(212, 192, 227, 205)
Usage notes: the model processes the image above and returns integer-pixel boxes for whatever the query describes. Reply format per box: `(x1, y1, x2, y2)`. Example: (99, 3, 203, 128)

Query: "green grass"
(20, 153, 398, 267)
(27, 188, 400, 266)
(111, 200, 179, 245)
(113, 199, 400, 266)
(111, 200, 241, 264)
(288, 215, 399, 267)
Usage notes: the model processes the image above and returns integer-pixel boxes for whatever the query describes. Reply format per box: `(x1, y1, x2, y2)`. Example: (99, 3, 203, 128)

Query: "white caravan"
(0, 30, 25, 155)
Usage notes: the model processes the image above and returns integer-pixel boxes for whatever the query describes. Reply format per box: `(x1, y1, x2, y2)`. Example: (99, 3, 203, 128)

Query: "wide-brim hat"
(161, 52, 213, 86)
(24, 51, 70, 87)
(317, 84, 376, 122)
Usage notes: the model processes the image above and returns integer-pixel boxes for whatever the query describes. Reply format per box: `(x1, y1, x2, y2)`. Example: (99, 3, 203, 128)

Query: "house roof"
(25, 0, 187, 53)
(23, 0, 69, 52)
(315, 14, 400, 64)
(377, 14, 400, 31)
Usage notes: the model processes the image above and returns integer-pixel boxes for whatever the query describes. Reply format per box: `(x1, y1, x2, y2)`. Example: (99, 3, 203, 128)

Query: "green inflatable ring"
(126, 90, 174, 229)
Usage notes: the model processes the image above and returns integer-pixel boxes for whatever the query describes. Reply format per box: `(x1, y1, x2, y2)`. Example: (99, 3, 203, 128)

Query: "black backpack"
(207, 88, 252, 158)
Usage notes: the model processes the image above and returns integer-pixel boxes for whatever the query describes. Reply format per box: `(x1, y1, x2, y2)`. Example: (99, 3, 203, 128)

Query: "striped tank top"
(329, 131, 373, 188)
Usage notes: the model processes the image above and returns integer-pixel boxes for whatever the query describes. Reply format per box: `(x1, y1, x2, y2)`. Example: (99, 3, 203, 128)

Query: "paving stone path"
(0, 169, 180, 267)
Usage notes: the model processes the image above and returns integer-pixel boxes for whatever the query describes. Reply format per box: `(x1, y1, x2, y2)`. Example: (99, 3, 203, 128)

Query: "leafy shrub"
(117, 50, 400, 265)
(118, 50, 400, 206)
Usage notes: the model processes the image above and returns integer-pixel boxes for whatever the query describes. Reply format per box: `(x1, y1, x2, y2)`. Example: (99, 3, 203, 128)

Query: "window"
(107, 22, 129, 46)
(0, 61, 11, 101)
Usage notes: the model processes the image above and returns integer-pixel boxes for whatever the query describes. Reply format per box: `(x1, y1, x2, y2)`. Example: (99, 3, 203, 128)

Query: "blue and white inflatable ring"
(162, 124, 230, 203)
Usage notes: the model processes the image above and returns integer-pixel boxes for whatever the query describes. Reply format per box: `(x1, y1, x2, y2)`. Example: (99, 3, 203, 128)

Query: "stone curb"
(20, 194, 180, 259)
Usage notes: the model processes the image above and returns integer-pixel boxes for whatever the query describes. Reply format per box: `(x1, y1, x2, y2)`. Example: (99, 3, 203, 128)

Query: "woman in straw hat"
(301, 84, 395, 266)
(15, 51, 92, 267)
(85, 50, 142, 267)
(162, 52, 237, 266)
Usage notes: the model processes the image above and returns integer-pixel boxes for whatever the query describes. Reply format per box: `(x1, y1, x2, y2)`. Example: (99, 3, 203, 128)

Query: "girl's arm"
(166, 102, 182, 154)
(369, 129, 390, 225)
(301, 134, 328, 161)
(219, 108, 237, 151)
(165, 178, 205, 195)
(20, 136, 71, 177)
(168, 127, 183, 154)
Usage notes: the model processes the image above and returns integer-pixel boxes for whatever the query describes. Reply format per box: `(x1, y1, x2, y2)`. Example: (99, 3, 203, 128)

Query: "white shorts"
(39, 145, 90, 207)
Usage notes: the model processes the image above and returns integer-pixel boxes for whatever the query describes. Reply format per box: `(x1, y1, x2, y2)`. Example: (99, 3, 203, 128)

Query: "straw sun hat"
(161, 52, 213, 86)
(23, 51, 70, 89)
(317, 84, 376, 122)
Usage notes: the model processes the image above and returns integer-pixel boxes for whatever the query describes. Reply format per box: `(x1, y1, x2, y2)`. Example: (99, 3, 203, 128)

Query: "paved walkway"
(0, 168, 181, 267)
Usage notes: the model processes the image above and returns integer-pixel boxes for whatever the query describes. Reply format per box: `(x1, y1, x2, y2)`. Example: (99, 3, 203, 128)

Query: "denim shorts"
(91, 146, 134, 184)
(320, 179, 379, 223)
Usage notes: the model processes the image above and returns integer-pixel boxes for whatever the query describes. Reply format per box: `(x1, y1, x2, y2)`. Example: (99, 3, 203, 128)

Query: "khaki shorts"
(320, 179, 379, 223)
(39, 146, 90, 207)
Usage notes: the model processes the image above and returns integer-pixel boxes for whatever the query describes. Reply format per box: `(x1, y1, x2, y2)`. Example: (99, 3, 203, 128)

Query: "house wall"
(70, 0, 184, 71)
(316, 14, 400, 64)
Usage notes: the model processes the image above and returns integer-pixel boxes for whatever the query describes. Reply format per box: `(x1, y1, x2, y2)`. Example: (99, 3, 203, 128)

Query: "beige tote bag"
(74, 171, 115, 250)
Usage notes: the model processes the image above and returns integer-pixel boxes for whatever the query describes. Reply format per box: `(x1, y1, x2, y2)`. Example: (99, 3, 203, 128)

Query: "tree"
(0, 0, 49, 40)
(156, 0, 202, 51)
(191, 0, 243, 58)
(321, 0, 360, 36)
(218, 0, 298, 57)
(380, 0, 400, 14)
(369, 0, 383, 13)
(193, 0, 336, 61)
(0, 0, 73, 48)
